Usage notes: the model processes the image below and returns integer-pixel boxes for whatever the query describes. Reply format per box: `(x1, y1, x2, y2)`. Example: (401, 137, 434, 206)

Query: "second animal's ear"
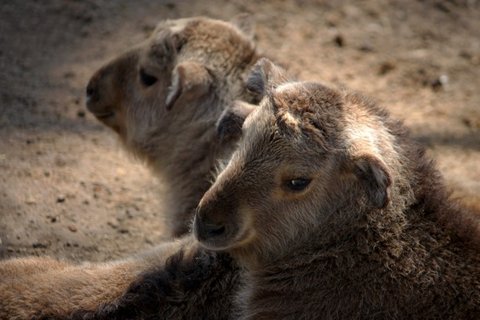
(230, 13, 256, 40)
(353, 155, 392, 209)
(246, 58, 290, 101)
(216, 100, 256, 142)
(165, 61, 213, 111)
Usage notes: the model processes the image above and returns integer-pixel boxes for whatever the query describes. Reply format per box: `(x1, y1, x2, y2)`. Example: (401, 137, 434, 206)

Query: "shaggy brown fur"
(0, 236, 191, 320)
(194, 58, 480, 319)
(49, 242, 240, 320)
(0, 15, 259, 320)
(86, 14, 259, 237)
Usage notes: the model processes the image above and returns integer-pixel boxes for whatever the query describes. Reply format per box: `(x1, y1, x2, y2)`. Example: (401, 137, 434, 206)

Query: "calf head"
(194, 59, 395, 261)
(86, 15, 258, 168)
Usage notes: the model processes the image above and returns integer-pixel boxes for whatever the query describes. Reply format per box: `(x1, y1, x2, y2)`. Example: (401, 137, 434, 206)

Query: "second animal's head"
(194, 59, 402, 261)
(85, 15, 258, 167)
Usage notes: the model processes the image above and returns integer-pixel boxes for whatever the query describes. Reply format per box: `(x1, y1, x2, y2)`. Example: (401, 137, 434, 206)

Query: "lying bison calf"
(194, 58, 480, 319)
(0, 15, 259, 320)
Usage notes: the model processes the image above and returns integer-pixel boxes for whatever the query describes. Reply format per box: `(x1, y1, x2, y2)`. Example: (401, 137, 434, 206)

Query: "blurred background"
(0, 0, 479, 262)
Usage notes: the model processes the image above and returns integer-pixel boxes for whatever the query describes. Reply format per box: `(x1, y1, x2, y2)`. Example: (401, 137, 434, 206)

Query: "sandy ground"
(0, 0, 479, 263)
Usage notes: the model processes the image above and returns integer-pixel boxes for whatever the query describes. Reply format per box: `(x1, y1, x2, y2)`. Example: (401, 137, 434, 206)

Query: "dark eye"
(139, 68, 158, 87)
(285, 178, 312, 192)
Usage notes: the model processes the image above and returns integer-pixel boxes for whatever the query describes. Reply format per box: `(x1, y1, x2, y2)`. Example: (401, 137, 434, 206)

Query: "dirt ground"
(0, 0, 479, 263)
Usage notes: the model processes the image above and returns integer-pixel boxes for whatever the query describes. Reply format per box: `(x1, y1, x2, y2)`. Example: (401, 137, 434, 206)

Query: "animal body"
(0, 15, 258, 320)
(194, 58, 480, 319)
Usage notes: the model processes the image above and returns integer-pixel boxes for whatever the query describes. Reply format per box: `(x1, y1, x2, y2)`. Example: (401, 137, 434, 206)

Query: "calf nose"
(85, 78, 99, 106)
(85, 73, 115, 119)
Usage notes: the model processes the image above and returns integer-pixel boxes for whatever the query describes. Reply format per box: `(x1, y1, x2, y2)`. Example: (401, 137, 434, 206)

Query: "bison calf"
(195, 58, 480, 319)
(86, 14, 259, 237)
(0, 15, 258, 320)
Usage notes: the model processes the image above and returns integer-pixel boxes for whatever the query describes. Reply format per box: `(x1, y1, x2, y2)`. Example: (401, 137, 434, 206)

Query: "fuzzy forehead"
(150, 17, 255, 71)
(268, 82, 345, 143)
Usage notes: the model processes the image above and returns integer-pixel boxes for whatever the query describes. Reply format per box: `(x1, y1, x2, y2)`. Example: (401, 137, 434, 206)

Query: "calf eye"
(285, 178, 311, 192)
(140, 68, 158, 87)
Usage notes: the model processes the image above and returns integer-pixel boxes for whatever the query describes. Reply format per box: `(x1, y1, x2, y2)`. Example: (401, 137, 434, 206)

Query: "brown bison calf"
(194, 58, 480, 319)
(0, 15, 258, 320)
(86, 14, 259, 237)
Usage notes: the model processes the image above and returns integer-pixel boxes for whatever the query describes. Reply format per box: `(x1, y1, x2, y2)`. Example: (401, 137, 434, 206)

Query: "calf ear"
(230, 13, 256, 40)
(216, 100, 256, 142)
(246, 58, 290, 100)
(353, 155, 392, 209)
(165, 61, 213, 111)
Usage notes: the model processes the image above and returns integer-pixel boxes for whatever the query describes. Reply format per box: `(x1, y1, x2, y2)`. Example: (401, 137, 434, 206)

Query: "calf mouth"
(93, 111, 115, 120)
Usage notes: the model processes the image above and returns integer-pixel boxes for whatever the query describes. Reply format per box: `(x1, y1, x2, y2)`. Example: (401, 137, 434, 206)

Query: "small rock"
(462, 117, 480, 129)
(32, 242, 48, 249)
(25, 197, 36, 205)
(77, 110, 86, 118)
(44, 170, 50, 177)
(55, 157, 67, 167)
(431, 74, 449, 91)
(333, 34, 345, 47)
(378, 61, 396, 75)
(107, 221, 119, 229)
(57, 195, 66, 203)
(68, 225, 77, 232)
(118, 228, 129, 234)
(359, 43, 374, 52)
(459, 50, 472, 60)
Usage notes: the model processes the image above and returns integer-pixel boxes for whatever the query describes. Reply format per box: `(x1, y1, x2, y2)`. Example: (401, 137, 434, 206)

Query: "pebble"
(32, 242, 48, 249)
(333, 34, 345, 47)
(378, 61, 396, 75)
(25, 197, 36, 205)
(431, 74, 449, 91)
(68, 225, 77, 232)
(107, 221, 119, 229)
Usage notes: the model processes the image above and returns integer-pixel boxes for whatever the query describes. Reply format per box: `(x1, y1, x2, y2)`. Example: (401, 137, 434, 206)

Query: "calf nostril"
(86, 86, 93, 97)
(85, 81, 99, 104)
(86, 84, 95, 99)
(205, 224, 226, 237)
(197, 216, 226, 239)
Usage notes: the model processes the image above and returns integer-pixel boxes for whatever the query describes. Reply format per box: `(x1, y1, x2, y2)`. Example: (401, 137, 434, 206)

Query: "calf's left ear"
(216, 100, 256, 142)
(246, 58, 290, 100)
(165, 61, 213, 110)
(353, 155, 392, 209)
(230, 13, 256, 41)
